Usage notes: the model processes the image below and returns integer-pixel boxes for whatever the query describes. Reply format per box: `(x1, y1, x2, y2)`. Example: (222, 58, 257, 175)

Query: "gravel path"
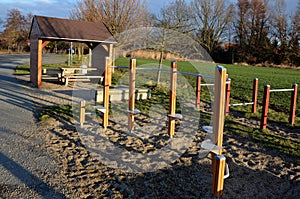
(0, 54, 73, 198)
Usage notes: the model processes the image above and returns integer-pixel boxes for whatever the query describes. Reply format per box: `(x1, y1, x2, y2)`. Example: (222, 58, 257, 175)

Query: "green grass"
(39, 105, 73, 124)
(223, 64, 300, 127)
(225, 116, 300, 162)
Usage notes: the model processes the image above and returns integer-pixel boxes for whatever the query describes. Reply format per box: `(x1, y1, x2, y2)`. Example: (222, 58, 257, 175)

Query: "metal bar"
(270, 88, 294, 92)
(111, 66, 129, 69)
(201, 83, 214, 86)
(136, 67, 170, 71)
(229, 102, 254, 107)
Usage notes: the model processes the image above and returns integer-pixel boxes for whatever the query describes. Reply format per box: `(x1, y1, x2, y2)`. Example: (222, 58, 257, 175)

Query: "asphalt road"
(0, 54, 67, 198)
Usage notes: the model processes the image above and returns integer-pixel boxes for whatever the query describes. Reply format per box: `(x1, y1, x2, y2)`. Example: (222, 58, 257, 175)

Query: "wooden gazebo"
(29, 15, 116, 88)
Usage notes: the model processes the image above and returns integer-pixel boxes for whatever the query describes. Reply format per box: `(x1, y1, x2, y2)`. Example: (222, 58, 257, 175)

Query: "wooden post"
(211, 66, 227, 197)
(260, 84, 270, 129)
(252, 78, 258, 113)
(289, 84, 298, 125)
(37, 39, 43, 88)
(80, 100, 86, 127)
(103, 57, 111, 129)
(225, 78, 231, 116)
(196, 75, 201, 109)
(128, 58, 136, 132)
(168, 61, 177, 138)
(212, 155, 226, 196)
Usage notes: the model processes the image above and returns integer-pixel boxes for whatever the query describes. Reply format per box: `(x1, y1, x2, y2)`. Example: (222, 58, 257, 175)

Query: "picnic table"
(57, 67, 103, 86)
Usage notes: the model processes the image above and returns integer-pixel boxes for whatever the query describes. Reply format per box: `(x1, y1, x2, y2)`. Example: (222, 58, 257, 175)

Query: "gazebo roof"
(30, 15, 116, 43)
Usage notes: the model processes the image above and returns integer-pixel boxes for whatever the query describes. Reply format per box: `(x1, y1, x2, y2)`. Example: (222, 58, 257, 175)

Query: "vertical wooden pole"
(225, 78, 231, 116)
(211, 66, 227, 197)
(212, 66, 227, 147)
(80, 100, 86, 127)
(128, 58, 136, 132)
(289, 84, 298, 125)
(260, 84, 270, 129)
(168, 61, 177, 138)
(252, 78, 258, 113)
(196, 75, 201, 109)
(212, 155, 226, 196)
(103, 57, 111, 129)
(37, 39, 43, 88)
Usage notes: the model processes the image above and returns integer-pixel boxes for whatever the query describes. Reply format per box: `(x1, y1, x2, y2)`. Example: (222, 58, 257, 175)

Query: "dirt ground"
(1, 76, 299, 199)
(4, 112, 298, 198)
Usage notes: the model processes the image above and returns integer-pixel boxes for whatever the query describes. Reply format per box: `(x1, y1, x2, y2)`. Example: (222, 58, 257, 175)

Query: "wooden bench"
(58, 67, 103, 86)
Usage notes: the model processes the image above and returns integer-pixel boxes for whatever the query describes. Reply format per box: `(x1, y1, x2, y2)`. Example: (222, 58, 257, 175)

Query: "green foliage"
(39, 105, 73, 124)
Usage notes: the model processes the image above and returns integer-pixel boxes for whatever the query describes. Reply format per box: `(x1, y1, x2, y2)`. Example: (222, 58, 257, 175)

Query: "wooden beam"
(128, 58, 136, 132)
(211, 66, 227, 197)
(212, 66, 227, 151)
(102, 57, 111, 128)
(260, 84, 270, 129)
(42, 40, 50, 49)
(212, 155, 226, 196)
(168, 61, 177, 138)
(289, 84, 298, 125)
(37, 39, 43, 88)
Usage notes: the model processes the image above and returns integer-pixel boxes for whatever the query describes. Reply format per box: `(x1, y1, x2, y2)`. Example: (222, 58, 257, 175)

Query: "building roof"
(30, 15, 116, 44)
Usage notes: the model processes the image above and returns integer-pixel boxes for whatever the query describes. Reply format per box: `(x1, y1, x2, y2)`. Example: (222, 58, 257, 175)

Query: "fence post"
(260, 84, 270, 129)
(289, 84, 298, 125)
(196, 75, 201, 109)
(252, 78, 258, 113)
(128, 58, 136, 132)
(168, 61, 177, 138)
(225, 77, 231, 116)
(80, 100, 86, 127)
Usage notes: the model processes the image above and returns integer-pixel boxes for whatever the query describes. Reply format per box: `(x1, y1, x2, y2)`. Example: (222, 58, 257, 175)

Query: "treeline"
(0, 0, 299, 66)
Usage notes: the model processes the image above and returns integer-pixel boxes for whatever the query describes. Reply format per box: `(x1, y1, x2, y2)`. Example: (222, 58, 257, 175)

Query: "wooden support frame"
(289, 84, 298, 125)
(80, 100, 86, 127)
(211, 66, 227, 197)
(225, 77, 231, 116)
(252, 78, 259, 113)
(260, 84, 270, 129)
(196, 75, 201, 109)
(212, 155, 226, 196)
(168, 61, 178, 138)
(128, 58, 137, 132)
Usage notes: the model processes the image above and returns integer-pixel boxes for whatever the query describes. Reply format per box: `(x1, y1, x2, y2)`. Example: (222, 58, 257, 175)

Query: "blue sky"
(0, 0, 298, 22)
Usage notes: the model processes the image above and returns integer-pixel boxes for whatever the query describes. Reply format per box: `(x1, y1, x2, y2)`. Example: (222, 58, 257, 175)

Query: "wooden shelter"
(29, 15, 116, 88)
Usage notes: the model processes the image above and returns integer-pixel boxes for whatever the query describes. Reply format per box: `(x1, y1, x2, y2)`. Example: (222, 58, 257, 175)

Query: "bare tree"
(289, 1, 300, 65)
(192, 0, 234, 54)
(153, 0, 194, 84)
(1, 9, 32, 52)
(71, 0, 150, 36)
(234, 0, 271, 63)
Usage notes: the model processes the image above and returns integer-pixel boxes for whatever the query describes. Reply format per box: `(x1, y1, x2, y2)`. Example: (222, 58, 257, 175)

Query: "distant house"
(29, 15, 116, 88)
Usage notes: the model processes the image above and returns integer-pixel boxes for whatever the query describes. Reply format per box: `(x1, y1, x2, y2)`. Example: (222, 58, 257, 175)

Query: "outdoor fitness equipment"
(79, 57, 228, 197)
(260, 83, 298, 129)
(225, 77, 259, 116)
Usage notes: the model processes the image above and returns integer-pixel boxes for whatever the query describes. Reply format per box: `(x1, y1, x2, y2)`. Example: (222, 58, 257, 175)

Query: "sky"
(0, 0, 298, 23)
